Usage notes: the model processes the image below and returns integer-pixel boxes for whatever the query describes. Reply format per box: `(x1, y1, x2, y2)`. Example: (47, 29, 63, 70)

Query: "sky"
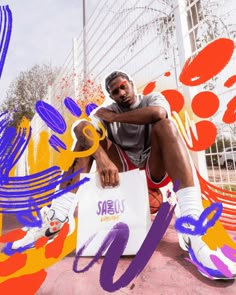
(1, 0, 235, 109)
(0, 0, 96, 104)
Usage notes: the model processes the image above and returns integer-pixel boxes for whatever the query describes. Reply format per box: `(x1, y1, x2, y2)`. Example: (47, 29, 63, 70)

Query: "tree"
(1, 63, 58, 127)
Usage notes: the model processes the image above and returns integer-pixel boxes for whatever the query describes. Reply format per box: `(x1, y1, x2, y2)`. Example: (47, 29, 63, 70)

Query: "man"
(13, 71, 236, 279)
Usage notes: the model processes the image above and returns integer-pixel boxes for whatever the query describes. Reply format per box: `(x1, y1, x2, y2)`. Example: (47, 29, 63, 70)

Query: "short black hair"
(105, 71, 130, 93)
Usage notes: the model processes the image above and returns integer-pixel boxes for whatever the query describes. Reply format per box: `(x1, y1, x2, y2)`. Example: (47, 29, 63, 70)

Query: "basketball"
(148, 188, 163, 214)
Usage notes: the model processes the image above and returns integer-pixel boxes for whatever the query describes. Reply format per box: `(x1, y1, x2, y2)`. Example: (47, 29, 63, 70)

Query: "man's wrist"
(113, 112, 119, 122)
(93, 146, 108, 161)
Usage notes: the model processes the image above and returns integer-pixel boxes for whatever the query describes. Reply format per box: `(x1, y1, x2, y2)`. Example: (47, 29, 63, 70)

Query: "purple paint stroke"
(210, 254, 233, 278)
(0, 5, 12, 79)
(85, 103, 98, 116)
(185, 258, 214, 280)
(0, 112, 90, 213)
(175, 202, 222, 236)
(173, 179, 180, 192)
(0, 111, 11, 134)
(73, 202, 175, 292)
(49, 134, 67, 152)
(35, 101, 67, 134)
(0, 124, 32, 184)
(3, 241, 35, 256)
(73, 223, 128, 273)
(16, 196, 43, 228)
(0, 176, 90, 212)
(0, 169, 84, 201)
(0, 167, 87, 203)
(64, 97, 82, 117)
(221, 244, 236, 262)
(187, 244, 230, 279)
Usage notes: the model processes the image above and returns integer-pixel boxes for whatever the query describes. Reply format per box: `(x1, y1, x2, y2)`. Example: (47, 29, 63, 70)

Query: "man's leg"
(148, 118, 203, 217)
(148, 119, 194, 188)
(148, 118, 236, 279)
(12, 121, 124, 248)
(50, 121, 125, 220)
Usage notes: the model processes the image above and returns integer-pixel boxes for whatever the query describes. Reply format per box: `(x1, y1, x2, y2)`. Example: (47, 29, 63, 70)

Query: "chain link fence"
(18, 0, 236, 192)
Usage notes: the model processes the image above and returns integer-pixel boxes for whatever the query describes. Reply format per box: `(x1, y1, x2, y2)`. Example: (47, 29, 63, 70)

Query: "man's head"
(105, 71, 136, 108)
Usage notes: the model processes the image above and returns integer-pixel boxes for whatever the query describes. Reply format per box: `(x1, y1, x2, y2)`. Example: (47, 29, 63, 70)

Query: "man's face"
(107, 76, 136, 108)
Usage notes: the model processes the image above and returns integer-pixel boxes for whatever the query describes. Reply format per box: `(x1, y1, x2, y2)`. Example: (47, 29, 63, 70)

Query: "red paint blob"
(0, 229, 26, 243)
(143, 82, 156, 95)
(45, 223, 69, 259)
(161, 89, 185, 113)
(0, 253, 27, 276)
(35, 236, 49, 249)
(164, 72, 171, 77)
(188, 121, 217, 151)
(0, 270, 47, 295)
(224, 75, 236, 88)
(191, 91, 219, 118)
(222, 96, 236, 124)
(180, 38, 234, 86)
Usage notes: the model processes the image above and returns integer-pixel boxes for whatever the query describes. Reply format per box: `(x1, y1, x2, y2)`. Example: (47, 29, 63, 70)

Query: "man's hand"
(96, 156, 119, 188)
(95, 108, 117, 123)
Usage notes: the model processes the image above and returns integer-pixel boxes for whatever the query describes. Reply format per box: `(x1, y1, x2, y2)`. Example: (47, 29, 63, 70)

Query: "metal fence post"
(73, 37, 80, 100)
(174, 0, 208, 179)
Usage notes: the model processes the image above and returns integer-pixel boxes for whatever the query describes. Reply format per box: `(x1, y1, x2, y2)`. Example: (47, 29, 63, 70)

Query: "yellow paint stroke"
(9, 117, 31, 177)
(35, 131, 50, 171)
(28, 133, 36, 175)
(0, 117, 105, 281)
(54, 122, 106, 171)
(172, 111, 198, 148)
(202, 200, 236, 251)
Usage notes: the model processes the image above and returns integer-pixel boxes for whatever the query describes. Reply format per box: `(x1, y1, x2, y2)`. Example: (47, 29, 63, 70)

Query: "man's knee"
(73, 121, 92, 137)
(151, 119, 179, 139)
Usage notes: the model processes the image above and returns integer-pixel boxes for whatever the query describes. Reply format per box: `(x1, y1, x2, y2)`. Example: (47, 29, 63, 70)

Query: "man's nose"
(119, 88, 126, 97)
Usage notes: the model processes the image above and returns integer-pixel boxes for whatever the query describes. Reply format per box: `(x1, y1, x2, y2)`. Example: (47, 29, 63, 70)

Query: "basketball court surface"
(1, 214, 235, 295)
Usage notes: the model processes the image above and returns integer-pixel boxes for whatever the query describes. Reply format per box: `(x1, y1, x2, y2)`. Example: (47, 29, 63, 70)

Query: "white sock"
(176, 186, 204, 218)
(50, 192, 78, 221)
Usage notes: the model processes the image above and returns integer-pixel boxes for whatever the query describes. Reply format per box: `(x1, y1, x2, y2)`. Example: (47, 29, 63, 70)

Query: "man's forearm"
(113, 106, 167, 124)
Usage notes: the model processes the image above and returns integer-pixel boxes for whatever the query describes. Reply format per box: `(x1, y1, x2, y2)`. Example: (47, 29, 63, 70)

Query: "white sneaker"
(179, 233, 236, 280)
(12, 206, 74, 250)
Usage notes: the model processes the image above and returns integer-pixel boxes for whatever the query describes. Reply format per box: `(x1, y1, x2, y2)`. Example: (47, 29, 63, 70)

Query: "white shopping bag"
(76, 169, 151, 256)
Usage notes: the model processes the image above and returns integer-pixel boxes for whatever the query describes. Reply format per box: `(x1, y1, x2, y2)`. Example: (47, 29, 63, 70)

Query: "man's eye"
(112, 89, 119, 95)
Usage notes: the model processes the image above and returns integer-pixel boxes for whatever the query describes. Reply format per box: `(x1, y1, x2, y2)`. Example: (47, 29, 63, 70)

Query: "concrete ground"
(1, 214, 235, 295)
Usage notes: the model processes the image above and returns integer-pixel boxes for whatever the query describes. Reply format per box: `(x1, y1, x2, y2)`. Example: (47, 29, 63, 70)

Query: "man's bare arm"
(95, 106, 167, 124)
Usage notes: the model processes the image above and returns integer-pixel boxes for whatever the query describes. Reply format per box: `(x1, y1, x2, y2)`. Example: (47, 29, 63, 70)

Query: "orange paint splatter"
(164, 71, 171, 77)
(45, 223, 69, 259)
(180, 38, 234, 86)
(222, 96, 236, 124)
(191, 91, 220, 118)
(0, 229, 26, 242)
(143, 82, 156, 95)
(161, 89, 184, 113)
(224, 75, 236, 88)
(0, 270, 47, 295)
(0, 253, 27, 276)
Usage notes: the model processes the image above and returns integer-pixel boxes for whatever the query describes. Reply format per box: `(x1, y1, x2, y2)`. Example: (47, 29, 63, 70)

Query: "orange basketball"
(148, 188, 163, 214)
